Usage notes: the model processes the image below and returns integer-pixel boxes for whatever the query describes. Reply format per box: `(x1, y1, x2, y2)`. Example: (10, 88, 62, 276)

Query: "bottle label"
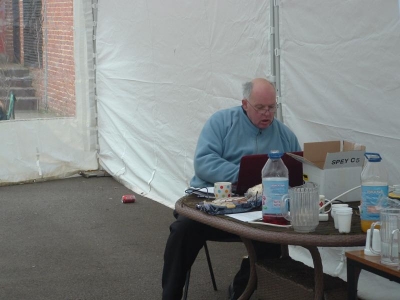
(262, 178, 288, 215)
(361, 185, 389, 221)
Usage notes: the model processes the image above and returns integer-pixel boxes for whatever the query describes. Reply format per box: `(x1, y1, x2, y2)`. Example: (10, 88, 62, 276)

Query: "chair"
(0, 92, 17, 120)
(6, 92, 17, 120)
(183, 241, 217, 300)
(175, 199, 242, 299)
(183, 237, 244, 300)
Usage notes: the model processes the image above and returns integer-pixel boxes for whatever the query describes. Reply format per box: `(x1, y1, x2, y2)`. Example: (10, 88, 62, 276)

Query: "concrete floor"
(0, 176, 246, 300)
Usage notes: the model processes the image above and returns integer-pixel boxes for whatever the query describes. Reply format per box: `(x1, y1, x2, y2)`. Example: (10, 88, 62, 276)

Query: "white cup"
(335, 207, 353, 233)
(365, 229, 381, 256)
(214, 182, 232, 199)
(331, 204, 349, 229)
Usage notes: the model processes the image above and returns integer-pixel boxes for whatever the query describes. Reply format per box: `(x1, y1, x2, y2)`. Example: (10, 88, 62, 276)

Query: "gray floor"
(0, 176, 246, 300)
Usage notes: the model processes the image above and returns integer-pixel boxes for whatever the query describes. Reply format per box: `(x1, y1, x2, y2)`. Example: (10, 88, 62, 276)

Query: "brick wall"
(3, 0, 14, 61)
(2, 0, 76, 116)
(44, 0, 75, 116)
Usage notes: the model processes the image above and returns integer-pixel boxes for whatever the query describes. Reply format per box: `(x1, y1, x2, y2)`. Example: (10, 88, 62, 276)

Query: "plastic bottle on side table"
(261, 150, 289, 225)
(360, 152, 389, 233)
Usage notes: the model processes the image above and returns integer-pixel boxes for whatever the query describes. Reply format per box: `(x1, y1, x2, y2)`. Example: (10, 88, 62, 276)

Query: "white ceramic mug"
(214, 182, 232, 199)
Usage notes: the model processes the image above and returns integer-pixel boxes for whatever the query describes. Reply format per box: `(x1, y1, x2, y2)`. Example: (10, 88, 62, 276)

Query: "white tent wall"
(0, 0, 98, 185)
(279, 0, 400, 187)
(96, 1, 400, 298)
(96, 0, 272, 208)
(278, 1, 400, 299)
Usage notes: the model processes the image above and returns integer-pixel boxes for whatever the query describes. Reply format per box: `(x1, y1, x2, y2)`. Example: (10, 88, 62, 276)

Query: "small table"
(176, 195, 366, 300)
(345, 250, 400, 300)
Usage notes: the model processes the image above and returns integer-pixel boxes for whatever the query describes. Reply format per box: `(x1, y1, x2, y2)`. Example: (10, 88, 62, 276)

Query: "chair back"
(6, 92, 17, 120)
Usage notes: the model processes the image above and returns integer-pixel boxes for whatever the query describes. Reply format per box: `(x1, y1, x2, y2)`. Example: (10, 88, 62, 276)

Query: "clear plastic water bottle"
(360, 152, 389, 233)
(261, 150, 289, 225)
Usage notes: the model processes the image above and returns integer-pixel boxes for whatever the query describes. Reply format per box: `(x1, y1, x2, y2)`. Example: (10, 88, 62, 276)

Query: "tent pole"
(91, 0, 101, 168)
(273, 0, 283, 122)
(270, 0, 276, 81)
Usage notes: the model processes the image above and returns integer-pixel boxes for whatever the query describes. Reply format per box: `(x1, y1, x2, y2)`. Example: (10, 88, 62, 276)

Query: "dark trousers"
(161, 211, 281, 300)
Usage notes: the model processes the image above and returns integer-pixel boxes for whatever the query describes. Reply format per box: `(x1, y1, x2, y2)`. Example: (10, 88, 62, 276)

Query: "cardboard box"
(287, 141, 366, 202)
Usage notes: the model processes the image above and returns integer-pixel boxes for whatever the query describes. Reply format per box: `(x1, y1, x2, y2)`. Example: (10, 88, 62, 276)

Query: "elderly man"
(162, 78, 301, 300)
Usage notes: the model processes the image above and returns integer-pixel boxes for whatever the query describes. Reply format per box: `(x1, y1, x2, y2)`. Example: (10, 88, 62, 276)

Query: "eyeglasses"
(246, 100, 278, 115)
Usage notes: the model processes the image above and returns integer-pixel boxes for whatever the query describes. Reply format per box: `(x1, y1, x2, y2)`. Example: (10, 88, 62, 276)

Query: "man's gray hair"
(242, 81, 253, 100)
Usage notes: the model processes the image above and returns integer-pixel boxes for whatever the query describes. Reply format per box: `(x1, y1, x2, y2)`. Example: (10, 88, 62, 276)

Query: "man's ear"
(241, 99, 248, 110)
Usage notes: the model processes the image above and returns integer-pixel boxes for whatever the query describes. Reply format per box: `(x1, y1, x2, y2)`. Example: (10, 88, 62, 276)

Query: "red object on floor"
(121, 194, 136, 203)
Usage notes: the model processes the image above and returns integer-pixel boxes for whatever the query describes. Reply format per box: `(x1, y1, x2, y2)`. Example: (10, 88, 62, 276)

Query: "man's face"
(242, 82, 277, 129)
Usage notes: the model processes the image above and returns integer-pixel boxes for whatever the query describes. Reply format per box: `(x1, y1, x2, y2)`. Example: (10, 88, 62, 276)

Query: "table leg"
(238, 237, 257, 300)
(303, 246, 324, 300)
(346, 258, 361, 300)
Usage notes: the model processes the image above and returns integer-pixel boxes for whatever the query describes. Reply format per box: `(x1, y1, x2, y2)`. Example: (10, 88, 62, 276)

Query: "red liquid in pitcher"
(262, 214, 289, 225)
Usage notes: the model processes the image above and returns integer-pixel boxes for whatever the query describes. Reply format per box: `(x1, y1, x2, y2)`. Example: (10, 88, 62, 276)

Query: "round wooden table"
(176, 195, 366, 300)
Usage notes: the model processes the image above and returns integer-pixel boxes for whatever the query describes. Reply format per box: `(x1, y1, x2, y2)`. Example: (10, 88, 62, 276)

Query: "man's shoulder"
(214, 105, 242, 115)
(208, 106, 243, 121)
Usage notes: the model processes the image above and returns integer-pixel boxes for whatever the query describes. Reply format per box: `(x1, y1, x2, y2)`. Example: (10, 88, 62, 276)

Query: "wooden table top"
(345, 250, 400, 278)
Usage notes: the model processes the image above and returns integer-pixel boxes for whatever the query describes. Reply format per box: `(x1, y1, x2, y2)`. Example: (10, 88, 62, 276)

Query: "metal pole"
(273, 0, 283, 122)
(270, 0, 275, 82)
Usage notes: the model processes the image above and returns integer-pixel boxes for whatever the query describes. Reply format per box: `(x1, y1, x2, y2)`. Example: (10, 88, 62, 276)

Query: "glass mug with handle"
(390, 214, 400, 267)
(281, 182, 320, 233)
(370, 208, 400, 265)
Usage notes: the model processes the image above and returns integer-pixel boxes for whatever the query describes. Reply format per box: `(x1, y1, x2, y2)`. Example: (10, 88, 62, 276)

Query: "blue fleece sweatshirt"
(190, 106, 301, 188)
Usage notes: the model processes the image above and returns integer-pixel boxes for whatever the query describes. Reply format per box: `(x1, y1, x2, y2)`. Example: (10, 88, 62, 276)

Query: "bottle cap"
(364, 152, 382, 162)
(269, 150, 283, 159)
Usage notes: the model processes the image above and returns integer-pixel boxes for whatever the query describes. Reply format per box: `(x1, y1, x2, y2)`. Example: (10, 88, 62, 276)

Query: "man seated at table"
(162, 77, 301, 300)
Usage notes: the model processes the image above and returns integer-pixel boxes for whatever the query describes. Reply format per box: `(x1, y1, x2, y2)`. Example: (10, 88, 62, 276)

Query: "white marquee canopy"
(1, 1, 400, 299)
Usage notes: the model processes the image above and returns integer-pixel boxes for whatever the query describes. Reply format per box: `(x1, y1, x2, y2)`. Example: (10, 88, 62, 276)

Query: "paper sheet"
(225, 211, 262, 222)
